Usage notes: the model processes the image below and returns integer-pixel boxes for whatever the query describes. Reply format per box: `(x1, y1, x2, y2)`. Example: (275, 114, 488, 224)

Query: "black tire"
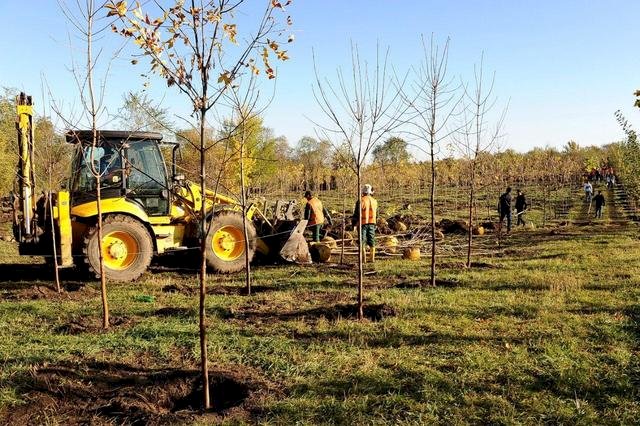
(205, 212, 257, 273)
(82, 214, 153, 282)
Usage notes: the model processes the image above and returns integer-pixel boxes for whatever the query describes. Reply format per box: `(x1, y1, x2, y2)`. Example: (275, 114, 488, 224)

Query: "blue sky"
(1, 1, 639, 156)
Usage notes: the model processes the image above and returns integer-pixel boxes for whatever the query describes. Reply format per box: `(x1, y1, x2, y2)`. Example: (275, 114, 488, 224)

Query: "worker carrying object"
(515, 189, 528, 227)
(352, 184, 378, 263)
(498, 186, 512, 234)
(304, 190, 332, 242)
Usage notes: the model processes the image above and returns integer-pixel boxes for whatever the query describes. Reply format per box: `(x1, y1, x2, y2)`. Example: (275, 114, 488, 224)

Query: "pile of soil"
(54, 315, 136, 335)
(438, 218, 470, 234)
(1, 361, 277, 425)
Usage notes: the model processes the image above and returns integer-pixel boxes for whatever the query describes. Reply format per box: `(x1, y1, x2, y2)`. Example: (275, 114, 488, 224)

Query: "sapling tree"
(312, 44, 405, 319)
(222, 78, 267, 295)
(57, 0, 116, 328)
(402, 36, 462, 287)
(453, 54, 506, 268)
(108, 0, 292, 409)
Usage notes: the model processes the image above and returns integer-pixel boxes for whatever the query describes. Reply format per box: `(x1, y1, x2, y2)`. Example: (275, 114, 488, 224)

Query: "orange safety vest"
(307, 197, 325, 225)
(360, 195, 378, 225)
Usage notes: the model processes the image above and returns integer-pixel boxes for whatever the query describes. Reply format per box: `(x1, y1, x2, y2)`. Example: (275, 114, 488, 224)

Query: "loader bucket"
(255, 219, 311, 264)
(279, 220, 311, 263)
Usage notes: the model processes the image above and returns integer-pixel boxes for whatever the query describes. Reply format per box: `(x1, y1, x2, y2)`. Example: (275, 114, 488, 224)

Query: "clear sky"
(1, 1, 639, 156)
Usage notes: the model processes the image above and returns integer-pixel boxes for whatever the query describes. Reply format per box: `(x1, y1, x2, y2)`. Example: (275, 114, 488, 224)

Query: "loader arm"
(14, 93, 37, 243)
(13, 93, 73, 267)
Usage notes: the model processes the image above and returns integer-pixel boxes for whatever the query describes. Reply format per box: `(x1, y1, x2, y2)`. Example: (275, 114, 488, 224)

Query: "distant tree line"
(0, 87, 623, 200)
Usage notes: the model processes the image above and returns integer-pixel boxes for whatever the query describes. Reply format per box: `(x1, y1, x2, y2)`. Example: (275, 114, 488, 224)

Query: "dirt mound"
(54, 315, 136, 335)
(438, 218, 469, 234)
(1, 361, 276, 425)
(2, 281, 95, 301)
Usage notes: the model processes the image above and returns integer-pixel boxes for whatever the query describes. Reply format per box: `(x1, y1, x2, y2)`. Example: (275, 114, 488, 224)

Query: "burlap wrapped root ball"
(309, 243, 332, 263)
(392, 221, 408, 232)
(402, 247, 421, 260)
(472, 226, 485, 236)
(342, 231, 356, 246)
(379, 236, 399, 254)
(320, 236, 338, 250)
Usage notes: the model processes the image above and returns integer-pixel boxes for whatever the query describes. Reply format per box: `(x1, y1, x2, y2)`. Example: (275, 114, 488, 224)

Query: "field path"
(570, 183, 630, 226)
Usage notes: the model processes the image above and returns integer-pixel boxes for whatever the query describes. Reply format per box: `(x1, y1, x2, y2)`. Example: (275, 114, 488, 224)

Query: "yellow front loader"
(12, 93, 309, 281)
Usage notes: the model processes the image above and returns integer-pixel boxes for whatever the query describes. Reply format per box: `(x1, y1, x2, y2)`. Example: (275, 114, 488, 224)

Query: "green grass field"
(0, 183, 639, 424)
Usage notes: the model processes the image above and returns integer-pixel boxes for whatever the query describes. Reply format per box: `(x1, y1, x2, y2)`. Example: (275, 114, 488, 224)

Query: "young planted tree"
(453, 55, 506, 268)
(403, 36, 462, 287)
(313, 44, 404, 319)
(35, 110, 72, 293)
(109, 0, 292, 409)
(222, 80, 268, 295)
(57, 0, 117, 328)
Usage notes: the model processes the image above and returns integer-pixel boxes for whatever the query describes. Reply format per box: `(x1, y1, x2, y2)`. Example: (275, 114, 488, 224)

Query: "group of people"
(306, 174, 616, 261)
(497, 187, 528, 234)
(587, 166, 616, 186)
(303, 184, 378, 262)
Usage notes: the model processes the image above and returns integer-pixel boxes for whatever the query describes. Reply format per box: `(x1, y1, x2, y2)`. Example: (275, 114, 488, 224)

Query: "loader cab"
(66, 130, 170, 216)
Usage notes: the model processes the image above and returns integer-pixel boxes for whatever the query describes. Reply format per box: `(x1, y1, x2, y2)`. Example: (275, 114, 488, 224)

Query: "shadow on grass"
(229, 303, 396, 323)
(289, 328, 541, 348)
(0, 263, 67, 283)
(161, 282, 283, 296)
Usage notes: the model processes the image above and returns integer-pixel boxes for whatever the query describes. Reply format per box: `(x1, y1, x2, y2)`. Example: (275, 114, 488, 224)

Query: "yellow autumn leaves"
(107, 0, 293, 88)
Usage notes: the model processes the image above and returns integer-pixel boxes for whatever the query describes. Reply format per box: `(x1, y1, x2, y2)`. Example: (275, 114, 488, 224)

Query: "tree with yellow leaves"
(109, 0, 293, 410)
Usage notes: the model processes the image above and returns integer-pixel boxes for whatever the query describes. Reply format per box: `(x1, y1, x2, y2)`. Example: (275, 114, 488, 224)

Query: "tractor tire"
(205, 212, 257, 273)
(82, 214, 153, 282)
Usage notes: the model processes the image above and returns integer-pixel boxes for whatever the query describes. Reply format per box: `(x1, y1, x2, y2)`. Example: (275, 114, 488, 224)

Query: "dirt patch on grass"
(54, 315, 137, 335)
(161, 283, 279, 296)
(230, 301, 396, 323)
(1, 361, 278, 425)
(470, 261, 504, 269)
(394, 278, 461, 289)
(154, 307, 194, 317)
(2, 281, 95, 301)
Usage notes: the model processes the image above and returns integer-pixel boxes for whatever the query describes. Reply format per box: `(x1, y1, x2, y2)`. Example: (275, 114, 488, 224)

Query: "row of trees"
(1, 89, 606, 204)
(612, 90, 640, 202)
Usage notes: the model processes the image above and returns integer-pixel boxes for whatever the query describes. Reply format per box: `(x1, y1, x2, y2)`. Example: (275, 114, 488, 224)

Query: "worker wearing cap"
(352, 184, 378, 262)
(304, 190, 332, 242)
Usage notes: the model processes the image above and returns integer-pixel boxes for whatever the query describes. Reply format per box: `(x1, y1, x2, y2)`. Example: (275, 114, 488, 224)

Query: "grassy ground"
(0, 185, 639, 424)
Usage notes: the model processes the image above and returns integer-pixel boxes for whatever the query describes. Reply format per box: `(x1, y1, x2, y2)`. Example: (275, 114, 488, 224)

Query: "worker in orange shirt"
(352, 184, 378, 263)
(303, 190, 332, 242)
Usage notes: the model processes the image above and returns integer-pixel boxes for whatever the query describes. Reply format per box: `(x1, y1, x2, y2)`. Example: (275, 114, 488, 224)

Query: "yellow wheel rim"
(102, 231, 139, 270)
(212, 225, 245, 261)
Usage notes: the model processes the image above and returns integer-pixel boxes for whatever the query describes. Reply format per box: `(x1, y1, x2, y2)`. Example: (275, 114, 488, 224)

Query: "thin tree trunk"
(48, 192, 61, 293)
(96, 181, 108, 328)
(240, 137, 251, 295)
(356, 170, 363, 319)
(429, 144, 436, 287)
(340, 194, 346, 265)
(86, 8, 108, 329)
(198, 108, 211, 410)
(466, 168, 474, 268)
